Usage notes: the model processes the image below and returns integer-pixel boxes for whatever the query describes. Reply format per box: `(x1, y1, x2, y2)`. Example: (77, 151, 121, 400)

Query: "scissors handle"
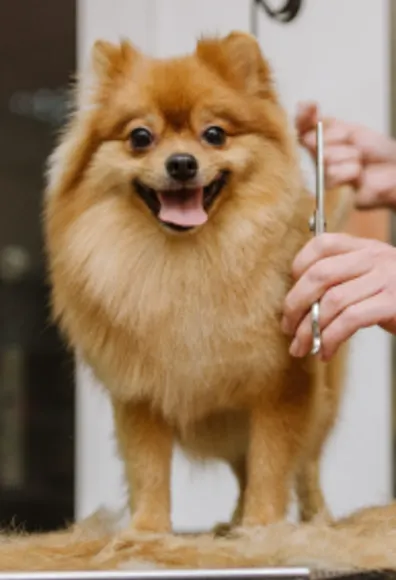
(309, 121, 326, 355)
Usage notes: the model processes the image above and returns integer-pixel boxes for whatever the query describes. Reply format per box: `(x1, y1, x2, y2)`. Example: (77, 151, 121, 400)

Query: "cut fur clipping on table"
(1, 504, 396, 572)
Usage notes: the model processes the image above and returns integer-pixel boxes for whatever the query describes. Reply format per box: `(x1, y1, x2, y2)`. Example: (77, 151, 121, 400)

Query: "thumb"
(295, 101, 319, 140)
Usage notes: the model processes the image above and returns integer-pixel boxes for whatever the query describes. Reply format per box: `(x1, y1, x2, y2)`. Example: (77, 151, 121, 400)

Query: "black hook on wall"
(255, 0, 304, 24)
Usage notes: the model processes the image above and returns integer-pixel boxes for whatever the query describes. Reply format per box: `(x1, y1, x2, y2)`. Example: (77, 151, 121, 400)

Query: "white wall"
(76, 0, 392, 530)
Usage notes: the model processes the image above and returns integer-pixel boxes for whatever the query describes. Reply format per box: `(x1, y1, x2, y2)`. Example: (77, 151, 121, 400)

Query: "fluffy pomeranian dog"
(44, 31, 350, 533)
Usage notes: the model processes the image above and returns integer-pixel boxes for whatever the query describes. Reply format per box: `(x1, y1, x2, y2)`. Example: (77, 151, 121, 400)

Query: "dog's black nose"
(166, 153, 198, 181)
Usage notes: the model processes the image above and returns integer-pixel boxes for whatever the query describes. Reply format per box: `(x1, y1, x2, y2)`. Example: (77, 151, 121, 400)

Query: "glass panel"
(0, 0, 76, 531)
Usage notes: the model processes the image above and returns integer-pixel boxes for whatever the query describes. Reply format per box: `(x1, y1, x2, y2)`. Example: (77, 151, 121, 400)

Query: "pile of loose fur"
(2, 503, 396, 571)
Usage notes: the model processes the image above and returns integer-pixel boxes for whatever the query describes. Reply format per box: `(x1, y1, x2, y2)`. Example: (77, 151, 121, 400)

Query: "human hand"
(282, 233, 396, 361)
(296, 102, 396, 210)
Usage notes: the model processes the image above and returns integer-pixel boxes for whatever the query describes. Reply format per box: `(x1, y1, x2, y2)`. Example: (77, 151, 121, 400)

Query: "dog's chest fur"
(62, 228, 301, 426)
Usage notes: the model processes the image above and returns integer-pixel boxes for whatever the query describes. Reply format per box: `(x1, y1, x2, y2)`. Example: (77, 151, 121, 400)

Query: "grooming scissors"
(309, 121, 326, 355)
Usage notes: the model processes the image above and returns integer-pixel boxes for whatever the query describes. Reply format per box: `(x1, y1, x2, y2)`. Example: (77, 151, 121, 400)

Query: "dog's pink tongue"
(158, 188, 207, 227)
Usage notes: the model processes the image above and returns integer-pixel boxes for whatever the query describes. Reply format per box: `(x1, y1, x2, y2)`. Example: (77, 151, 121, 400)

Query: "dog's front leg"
(242, 391, 307, 527)
(112, 399, 173, 533)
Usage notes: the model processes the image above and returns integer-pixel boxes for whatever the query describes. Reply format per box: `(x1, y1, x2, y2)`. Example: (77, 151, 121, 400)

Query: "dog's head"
(48, 32, 300, 238)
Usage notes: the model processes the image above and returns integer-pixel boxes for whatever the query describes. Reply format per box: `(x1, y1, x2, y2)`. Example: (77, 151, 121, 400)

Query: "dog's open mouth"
(134, 171, 229, 231)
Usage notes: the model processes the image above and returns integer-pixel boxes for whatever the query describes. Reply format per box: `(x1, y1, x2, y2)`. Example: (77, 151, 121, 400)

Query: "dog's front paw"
(241, 512, 283, 528)
(130, 511, 171, 534)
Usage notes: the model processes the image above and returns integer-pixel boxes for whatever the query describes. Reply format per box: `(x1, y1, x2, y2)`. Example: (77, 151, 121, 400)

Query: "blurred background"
(0, 0, 393, 533)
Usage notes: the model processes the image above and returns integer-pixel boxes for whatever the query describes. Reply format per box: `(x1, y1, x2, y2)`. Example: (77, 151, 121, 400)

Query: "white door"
(76, 0, 392, 531)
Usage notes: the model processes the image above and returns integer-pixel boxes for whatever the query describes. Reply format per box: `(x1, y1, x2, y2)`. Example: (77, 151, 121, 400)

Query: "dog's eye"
(202, 126, 226, 147)
(130, 128, 154, 150)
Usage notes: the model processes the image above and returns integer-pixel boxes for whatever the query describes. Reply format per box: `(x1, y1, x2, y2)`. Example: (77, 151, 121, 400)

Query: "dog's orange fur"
(43, 32, 351, 533)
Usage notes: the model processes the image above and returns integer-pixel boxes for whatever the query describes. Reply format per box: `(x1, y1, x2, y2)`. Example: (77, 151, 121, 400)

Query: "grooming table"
(0, 569, 394, 580)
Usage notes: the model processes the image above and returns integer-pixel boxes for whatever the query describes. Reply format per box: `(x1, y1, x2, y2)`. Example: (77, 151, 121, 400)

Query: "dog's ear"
(91, 39, 140, 81)
(196, 31, 276, 100)
(75, 39, 141, 112)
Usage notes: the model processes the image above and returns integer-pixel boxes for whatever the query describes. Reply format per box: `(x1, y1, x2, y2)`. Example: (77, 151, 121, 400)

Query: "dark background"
(0, 0, 76, 532)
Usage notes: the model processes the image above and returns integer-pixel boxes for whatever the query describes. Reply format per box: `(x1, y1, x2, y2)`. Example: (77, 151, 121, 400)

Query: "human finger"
(291, 233, 370, 280)
(326, 160, 362, 189)
(288, 272, 383, 357)
(320, 291, 393, 360)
